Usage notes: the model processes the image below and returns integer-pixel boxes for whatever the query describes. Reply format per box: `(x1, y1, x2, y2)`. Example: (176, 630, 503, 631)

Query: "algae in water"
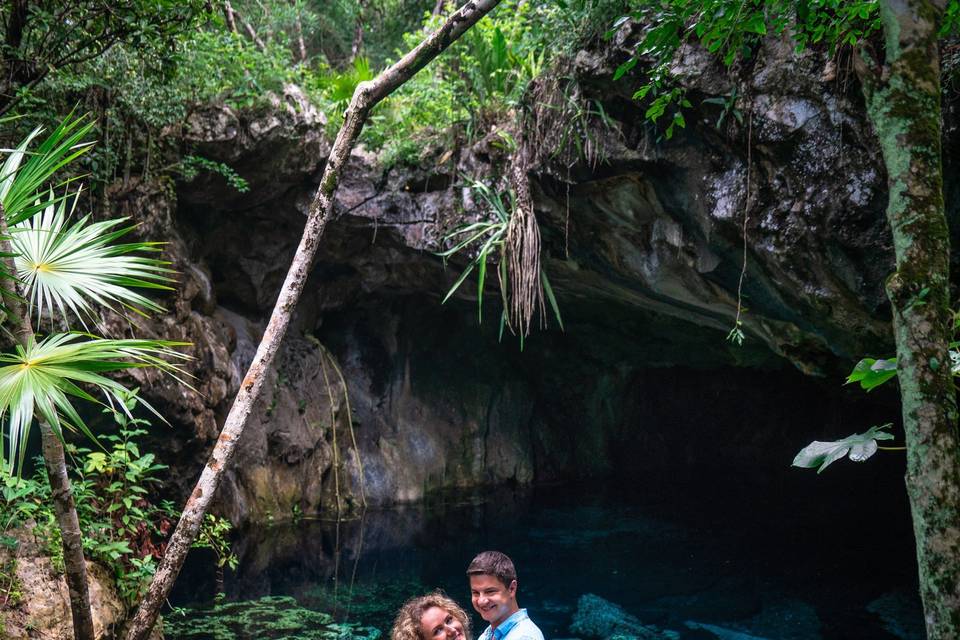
(163, 595, 382, 639)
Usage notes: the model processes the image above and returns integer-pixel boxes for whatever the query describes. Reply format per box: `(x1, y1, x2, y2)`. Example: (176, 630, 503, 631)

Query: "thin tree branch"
(292, 0, 307, 62)
(123, 2, 503, 635)
(223, 0, 238, 33)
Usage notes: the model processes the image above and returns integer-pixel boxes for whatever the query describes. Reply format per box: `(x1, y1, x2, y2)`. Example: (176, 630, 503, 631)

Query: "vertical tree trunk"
(123, 2, 502, 638)
(39, 424, 95, 640)
(858, 1, 960, 637)
(292, 0, 307, 63)
(351, 0, 366, 61)
(0, 205, 95, 640)
(222, 1, 238, 33)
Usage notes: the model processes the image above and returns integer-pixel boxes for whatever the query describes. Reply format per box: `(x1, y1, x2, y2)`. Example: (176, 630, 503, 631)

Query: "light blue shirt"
(477, 608, 544, 640)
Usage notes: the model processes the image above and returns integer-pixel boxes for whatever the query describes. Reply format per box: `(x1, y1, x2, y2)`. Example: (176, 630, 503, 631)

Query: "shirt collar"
(491, 609, 528, 640)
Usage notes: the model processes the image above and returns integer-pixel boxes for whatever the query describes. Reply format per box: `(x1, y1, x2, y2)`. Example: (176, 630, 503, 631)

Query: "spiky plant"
(0, 114, 189, 640)
(438, 176, 562, 343)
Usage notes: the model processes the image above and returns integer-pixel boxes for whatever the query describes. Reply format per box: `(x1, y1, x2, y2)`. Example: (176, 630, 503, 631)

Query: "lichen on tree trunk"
(857, 1, 960, 637)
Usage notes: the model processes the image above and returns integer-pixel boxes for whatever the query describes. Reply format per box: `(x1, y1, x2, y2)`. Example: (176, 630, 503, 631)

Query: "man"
(466, 551, 544, 640)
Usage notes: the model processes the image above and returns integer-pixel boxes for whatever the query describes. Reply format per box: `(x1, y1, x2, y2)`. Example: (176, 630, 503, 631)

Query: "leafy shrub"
(363, 0, 616, 165)
(0, 390, 235, 605)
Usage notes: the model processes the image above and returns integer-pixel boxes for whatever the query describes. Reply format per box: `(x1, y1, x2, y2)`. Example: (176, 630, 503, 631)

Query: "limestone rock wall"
(107, 35, 920, 524)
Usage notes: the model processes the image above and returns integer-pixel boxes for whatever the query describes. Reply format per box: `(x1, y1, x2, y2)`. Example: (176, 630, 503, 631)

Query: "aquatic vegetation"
(164, 595, 382, 639)
(303, 576, 428, 626)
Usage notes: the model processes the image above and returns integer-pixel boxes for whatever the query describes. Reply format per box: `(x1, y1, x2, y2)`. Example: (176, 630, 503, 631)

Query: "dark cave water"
(166, 466, 924, 640)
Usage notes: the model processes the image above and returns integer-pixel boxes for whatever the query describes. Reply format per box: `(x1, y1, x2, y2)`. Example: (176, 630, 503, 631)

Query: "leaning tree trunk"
(857, 1, 960, 637)
(123, 1, 502, 637)
(0, 205, 95, 640)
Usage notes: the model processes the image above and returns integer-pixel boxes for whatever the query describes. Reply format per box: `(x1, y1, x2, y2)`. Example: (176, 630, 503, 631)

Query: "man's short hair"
(466, 550, 517, 586)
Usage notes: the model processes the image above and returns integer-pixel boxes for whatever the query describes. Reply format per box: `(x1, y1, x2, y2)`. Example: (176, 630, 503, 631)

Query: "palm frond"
(11, 191, 174, 327)
(0, 333, 191, 474)
(0, 115, 94, 226)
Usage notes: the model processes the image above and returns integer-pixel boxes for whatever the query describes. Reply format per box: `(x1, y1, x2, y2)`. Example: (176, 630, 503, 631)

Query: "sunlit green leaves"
(0, 333, 190, 474)
(0, 115, 192, 480)
(322, 56, 375, 108)
(846, 357, 897, 391)
(0, 117, 94, 226)
(792, 424, 894, 473)
(12, 192, 174, 327)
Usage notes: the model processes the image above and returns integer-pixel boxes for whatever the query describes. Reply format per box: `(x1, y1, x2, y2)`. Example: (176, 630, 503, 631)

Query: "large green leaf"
(0, 115, 94, 226)
(12, 191, 174, 327)
(846, 357, 897, 390)
(0, 333, 191, 474)
(792, 424, 895, 474)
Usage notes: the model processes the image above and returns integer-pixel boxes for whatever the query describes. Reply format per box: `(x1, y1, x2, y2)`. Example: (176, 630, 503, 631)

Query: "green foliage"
(320, 57, 376, 109)
(180, 157, 250, 193)
(0, 116, 94, 227)
(193, 514, 239, 572)
(612, 0, 960, 140)
(13, 194, 175, 325)
(611, 1, 885, 137)
(795, 317, 960, 472)
(702, 86, 744, 129)
(364, 0, 623, 165)
(439, 179, 512, 325)
(792, 424, 894, 473)
(846, 357, 898, 391)
(0, 117, 191, 475)
(0, 391, 237, 605)
(70, 399, 176, 604)
(726, 320, 745, 346)
(8, 0, 638, 183)
(0, 1, 210, 117)
(439, 178, 562, 339)
(0, 555, 22, 609)
(0, 334, 189, 475)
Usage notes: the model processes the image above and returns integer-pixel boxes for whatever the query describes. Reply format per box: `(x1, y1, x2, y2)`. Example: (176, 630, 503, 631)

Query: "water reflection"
(170, 476, 923, 640)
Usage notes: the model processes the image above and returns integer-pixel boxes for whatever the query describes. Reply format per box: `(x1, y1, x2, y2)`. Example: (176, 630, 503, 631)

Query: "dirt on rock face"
(0, 530, 126, 639)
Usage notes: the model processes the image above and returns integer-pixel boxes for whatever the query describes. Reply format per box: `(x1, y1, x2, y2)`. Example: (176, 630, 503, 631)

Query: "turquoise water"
(167, 471, 923, 640)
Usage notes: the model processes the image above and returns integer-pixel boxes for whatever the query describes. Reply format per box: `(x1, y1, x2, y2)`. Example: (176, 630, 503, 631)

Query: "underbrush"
(0, 392, 235, 607)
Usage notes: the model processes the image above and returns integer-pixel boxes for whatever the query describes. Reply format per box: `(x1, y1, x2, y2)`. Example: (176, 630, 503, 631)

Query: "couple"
(391, 550, 544, 640)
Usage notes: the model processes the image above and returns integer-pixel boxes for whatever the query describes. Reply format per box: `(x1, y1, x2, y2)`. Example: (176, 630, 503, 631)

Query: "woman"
(391, 591, 472, 640)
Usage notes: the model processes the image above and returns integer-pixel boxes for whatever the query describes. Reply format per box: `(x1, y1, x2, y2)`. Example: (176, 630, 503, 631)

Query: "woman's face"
(419, 605, 465, 640)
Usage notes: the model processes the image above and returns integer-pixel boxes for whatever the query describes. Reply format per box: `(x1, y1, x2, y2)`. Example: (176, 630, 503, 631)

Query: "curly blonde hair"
(390, 591, 472, 640)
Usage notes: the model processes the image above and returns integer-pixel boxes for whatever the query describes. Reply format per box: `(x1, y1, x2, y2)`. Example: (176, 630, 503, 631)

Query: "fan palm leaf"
(0, 333, 191, 473)
(0, 116, 94, 225)
(0, 115, 94, 313)
(11, 192, 175, 327)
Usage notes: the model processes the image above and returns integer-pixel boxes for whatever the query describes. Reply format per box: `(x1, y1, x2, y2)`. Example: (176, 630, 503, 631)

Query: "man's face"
(469, 573, 518, 628)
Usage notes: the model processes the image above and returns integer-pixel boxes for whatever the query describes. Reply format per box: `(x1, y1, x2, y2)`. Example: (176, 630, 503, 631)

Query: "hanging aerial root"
(505, 155, 545, 337)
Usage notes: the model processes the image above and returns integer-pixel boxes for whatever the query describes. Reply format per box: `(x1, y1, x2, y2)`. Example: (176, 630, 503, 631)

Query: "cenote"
(167, 460, 923, 640)
(8, 0, 960, 638)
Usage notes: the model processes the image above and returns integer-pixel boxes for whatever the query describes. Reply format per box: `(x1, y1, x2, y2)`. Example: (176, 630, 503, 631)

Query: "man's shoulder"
(507, 617, 544, 640)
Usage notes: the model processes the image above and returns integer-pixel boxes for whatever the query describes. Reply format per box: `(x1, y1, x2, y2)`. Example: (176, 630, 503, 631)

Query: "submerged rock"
(684, 621, 768, 640)
(569, 594, 680, 640)
(866, 591, 925, 640)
